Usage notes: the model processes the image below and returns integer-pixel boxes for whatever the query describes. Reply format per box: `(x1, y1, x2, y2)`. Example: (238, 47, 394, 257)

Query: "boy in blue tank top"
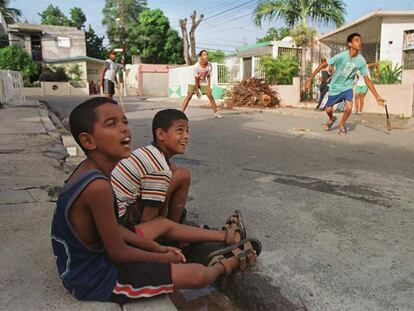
(305, 33, 385, 135)
(51, 97, 261, 303)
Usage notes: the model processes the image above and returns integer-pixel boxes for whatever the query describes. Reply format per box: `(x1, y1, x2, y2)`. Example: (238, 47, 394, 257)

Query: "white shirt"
(103, 59, 120, 82)
(194, 62, 212, 86)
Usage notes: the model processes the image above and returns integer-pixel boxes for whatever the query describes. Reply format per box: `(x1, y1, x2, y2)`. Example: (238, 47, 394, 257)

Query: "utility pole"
(120, 0, 127, 96)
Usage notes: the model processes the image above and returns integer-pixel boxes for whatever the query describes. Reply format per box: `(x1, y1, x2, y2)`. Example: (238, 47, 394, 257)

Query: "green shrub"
(0, 45, 41, 82)
(39, 66, 69, 82)
(23, 81, 41, 87)
(373, 61, 402, 84)
(260, 54, 299, 85)
(68, 63, 83, 81)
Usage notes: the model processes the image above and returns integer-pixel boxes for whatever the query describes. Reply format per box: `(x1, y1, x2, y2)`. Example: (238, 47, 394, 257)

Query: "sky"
(10, 0, 414, 52)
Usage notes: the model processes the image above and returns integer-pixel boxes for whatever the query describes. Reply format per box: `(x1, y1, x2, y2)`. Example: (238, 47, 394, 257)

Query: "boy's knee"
(174, 167, 191, 185)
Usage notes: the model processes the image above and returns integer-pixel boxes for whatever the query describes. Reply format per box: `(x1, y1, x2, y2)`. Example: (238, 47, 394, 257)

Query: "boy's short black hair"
(347, 33, 361, 44)
(152, 109, 188, 142)
(69, 97, 119, 153)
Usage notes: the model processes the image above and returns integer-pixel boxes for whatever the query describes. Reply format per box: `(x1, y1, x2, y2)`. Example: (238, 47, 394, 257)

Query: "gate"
(0, 70, 26, 108)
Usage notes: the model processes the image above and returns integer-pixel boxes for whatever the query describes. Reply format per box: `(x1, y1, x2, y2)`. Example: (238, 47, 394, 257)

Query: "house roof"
(8, 23, 79, 33)
(44, 56, 106, 64)
(319, 10, 414, 41)
(238, 41, 272, 52)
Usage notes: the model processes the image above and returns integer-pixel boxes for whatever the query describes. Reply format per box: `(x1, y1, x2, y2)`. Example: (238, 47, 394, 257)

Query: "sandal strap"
(231, 247, 247, 271)
(208, 255, 233, 276)
(242, 241, 258, 267)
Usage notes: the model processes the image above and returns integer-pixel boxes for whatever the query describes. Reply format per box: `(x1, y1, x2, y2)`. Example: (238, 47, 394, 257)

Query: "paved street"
(43, 96, 414, 311)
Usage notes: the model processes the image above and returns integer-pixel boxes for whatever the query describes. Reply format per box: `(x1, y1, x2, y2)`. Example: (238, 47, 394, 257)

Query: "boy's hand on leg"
(158, 245, 183, 254)
(165, 250, 186, 263)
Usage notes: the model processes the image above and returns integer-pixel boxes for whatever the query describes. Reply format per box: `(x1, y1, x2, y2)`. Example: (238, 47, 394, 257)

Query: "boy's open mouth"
(121, 137, 131, 147)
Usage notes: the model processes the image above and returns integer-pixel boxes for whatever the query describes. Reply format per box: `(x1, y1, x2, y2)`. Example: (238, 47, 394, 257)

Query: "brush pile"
(224, 78, 280, 108)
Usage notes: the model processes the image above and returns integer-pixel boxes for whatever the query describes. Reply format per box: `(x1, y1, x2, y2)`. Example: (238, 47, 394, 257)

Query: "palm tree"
(253, 0, 346, 89)
(0, 0, 22, 24)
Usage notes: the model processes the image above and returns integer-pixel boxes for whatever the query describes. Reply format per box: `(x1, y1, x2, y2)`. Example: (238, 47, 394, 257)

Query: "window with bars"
(403, 50, 414, 69)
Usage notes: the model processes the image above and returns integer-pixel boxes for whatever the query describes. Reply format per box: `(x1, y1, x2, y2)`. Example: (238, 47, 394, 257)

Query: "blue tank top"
(51, 169, 117, 301)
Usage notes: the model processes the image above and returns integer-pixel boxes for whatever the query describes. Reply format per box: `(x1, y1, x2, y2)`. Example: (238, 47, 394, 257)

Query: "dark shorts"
(325, 89, 353, 107)
(109, 261, 173, 304)
(103, 79, 115, 95)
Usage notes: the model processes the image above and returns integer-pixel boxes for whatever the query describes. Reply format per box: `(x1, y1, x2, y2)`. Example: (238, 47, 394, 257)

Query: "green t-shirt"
(328, 51, 368, 96)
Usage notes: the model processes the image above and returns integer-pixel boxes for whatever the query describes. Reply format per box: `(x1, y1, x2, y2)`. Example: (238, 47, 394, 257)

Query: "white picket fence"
(0, 70, 26, 107)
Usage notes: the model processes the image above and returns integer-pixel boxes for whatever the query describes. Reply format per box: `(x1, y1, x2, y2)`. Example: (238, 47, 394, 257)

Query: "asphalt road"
(42, 96, 414, 311)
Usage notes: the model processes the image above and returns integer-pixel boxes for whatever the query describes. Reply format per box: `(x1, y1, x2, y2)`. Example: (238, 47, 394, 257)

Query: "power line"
(204, 7, 257, 28)
(176, 0, 241, 21)
(203, 0, 257, 22)
(198, 41, 239, 48)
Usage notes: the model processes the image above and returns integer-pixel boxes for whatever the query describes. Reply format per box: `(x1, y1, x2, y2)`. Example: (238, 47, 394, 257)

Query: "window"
(57, 37, 70, 48)
(403, 30, 414, 69)
(31, 35, 42, 61)
(87, 69, 99, 75)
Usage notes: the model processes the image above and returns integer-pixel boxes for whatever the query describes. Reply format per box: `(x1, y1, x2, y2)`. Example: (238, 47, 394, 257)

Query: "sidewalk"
(0, 101, 177, 310)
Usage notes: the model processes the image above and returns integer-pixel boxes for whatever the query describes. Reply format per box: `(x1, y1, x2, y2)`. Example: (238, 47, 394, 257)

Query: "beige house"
(44, 56, 106, 85)
(8, 23, 104, 84)
(319, 10, 414, 68)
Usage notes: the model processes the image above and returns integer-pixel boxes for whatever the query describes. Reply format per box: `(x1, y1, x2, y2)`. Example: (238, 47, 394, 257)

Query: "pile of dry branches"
(224, 78, 280, 108)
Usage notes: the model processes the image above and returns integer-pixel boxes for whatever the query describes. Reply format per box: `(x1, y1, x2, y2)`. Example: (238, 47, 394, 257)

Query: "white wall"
(168, 63, 218, 96)
(142, 72, 168, 96)
(380, 17, 414, 66)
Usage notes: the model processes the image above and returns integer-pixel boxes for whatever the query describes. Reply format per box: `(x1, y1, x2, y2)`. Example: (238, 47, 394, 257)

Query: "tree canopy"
(38, 4, 71, 27)
(256, 27, 291, 43)
(128, 9, 183, 64)
(0, 0, 21, 24)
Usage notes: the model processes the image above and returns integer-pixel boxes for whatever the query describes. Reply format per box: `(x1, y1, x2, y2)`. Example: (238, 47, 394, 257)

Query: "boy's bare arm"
(83, 179, 182, 263)
(99, 63, 109, 87)
(305, 61, 328, 91)
(368, 62, 380, 77)
(119, 225, 181, 254)
(364, 76, 385, 106)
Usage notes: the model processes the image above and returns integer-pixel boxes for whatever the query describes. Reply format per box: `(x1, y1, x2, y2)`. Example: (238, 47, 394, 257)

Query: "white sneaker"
(214, 112, 223, 119)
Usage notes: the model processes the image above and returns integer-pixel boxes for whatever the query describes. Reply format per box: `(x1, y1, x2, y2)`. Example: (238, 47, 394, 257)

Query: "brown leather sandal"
(208, 238, 262, 289)
(222, 210, 246, 245)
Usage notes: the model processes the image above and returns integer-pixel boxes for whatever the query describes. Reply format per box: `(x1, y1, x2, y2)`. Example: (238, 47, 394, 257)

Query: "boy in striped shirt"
(111, 109, 192, 234)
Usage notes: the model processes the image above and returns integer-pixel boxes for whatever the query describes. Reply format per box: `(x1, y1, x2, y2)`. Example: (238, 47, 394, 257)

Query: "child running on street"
(51, 97, 260, 303)
(180, 50, 223, 119)
(305, 33, 385, 135)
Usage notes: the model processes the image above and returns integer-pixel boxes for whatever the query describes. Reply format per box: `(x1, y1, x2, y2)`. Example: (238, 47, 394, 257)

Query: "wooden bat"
(385, 104, 391, 131)
(116, 83, 125, 113)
